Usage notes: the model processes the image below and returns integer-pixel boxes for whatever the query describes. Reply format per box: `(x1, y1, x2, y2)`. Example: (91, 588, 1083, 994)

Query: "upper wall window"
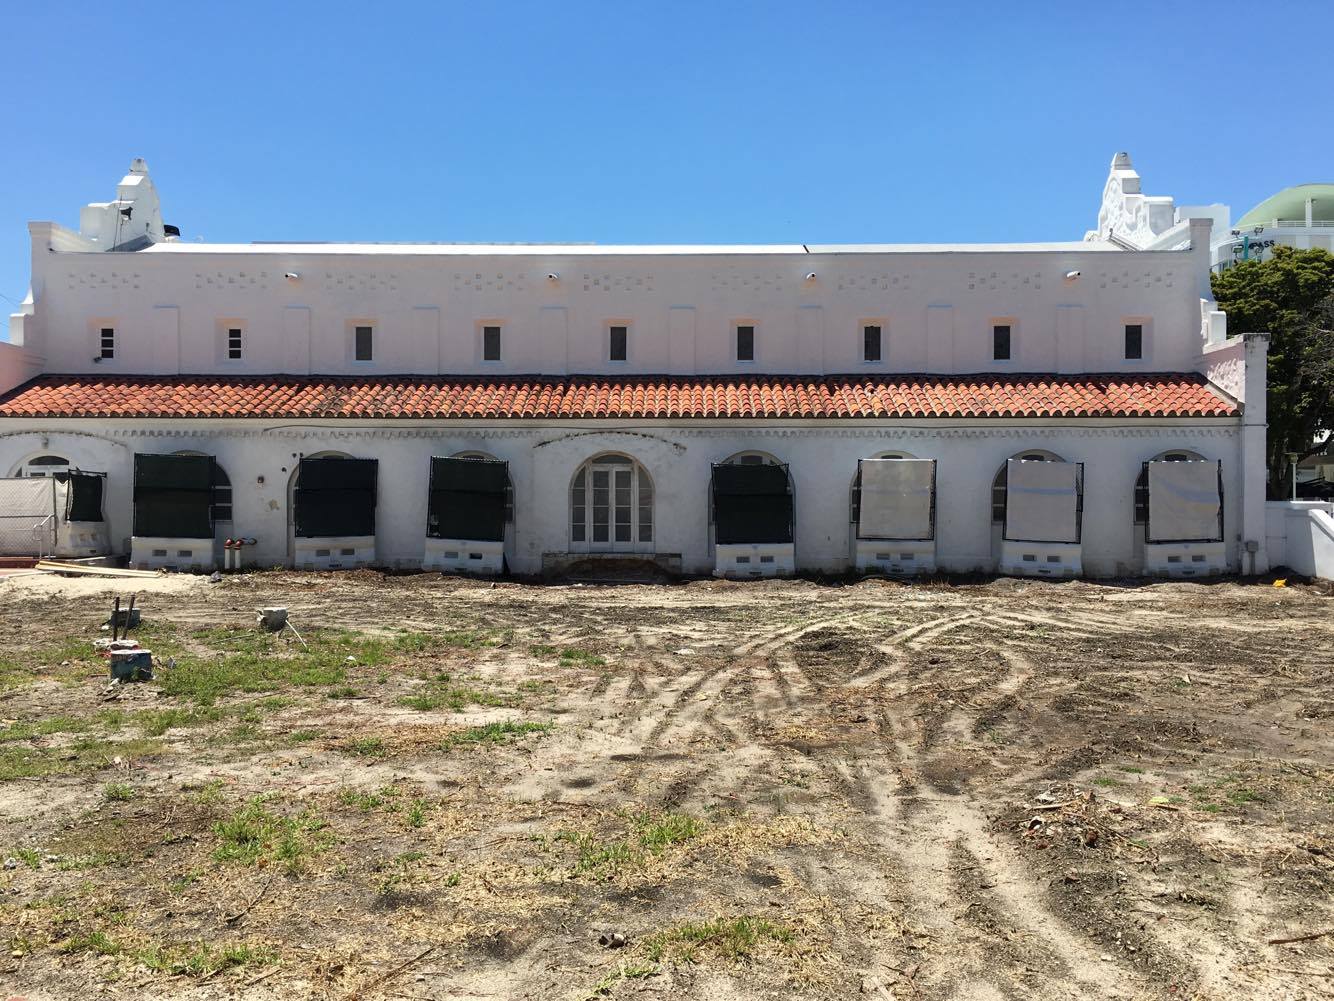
(1124, 323, 1143, 360)
(226, 327, 243, 361)
(736, 324, 755, 362)
(863, 324, 882, 362)
(609, 324, 628, 362)
(354, 325, 374, 362)
(482, 325, 502, 362)
(992, 324, 1011, 361)
(99, 327, 115, 360)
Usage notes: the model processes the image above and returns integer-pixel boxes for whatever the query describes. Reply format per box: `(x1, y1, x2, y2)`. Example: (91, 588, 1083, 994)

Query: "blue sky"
(3, 0, 1330, 323)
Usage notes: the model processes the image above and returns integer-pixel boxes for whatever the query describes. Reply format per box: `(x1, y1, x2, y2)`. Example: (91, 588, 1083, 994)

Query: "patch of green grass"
(441, 720, 552, 748)
(0, 716, 92, 743)
(189, 779, 226, 804)
(63, 930, 121, 956)
(56, 851, 123, 871)
(1227, 788, 1264, 804)
(337, 788, 384, 812)
(288, 729, 320, 744)
(0, 737, 162, 783)
(399, 680, 513, 712)
(407, 799, 429, 828)
(643, 916, 792, 964)
(135, 706, 226, 737)
(156, 627, 390, 705)
(636, 812, 703, 851)
(211, 798, 329, 872)
(134, 941, 278, 977)
(325, 686, 360, 700)
(445, 871, 462, 887)
(10, 847, 41, 870)
(1119, 766, 1145, 774)
(1092, 777, 1121, 788)
(558, 811, 703, 878)
(559, 648, 606, 667)
(346, 737, 387, 758)
(103, 782, 135, 802)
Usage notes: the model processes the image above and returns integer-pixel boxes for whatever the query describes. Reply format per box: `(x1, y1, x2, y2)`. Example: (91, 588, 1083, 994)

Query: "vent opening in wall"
(100, 327, 115, 360)
(227, 327, 242, 360)
(993, 324, 1011, 361)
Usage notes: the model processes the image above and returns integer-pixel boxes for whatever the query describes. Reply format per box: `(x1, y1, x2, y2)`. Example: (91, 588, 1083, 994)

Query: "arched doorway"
(570, 453, 654, 553)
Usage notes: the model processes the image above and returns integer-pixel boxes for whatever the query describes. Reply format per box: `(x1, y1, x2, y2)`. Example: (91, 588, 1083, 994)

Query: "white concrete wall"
(1266, 501, 1334, 580)
(0, 418, 1244, 577)
(25, 244, 1209, 379)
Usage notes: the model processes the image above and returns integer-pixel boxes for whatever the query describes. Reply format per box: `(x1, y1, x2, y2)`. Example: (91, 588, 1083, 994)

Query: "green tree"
(1211, 246, 1334, 497)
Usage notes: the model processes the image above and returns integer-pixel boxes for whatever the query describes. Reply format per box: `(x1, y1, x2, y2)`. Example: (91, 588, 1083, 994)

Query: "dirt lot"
(0, 570, 1330, 1001)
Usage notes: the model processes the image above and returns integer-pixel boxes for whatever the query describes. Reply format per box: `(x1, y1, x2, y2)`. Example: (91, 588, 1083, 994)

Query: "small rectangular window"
(993, 324, 1011, 361)
(482, 325, 501, 361)
(99, 327, 115, 360)
(609, 325, 627, 362)
(1124, 323, 1143, 360)
(354, 325, 373, 361)
(227, 328, 243, 360)
(863, 324, 882, 362)
(736, 325, 755, 362)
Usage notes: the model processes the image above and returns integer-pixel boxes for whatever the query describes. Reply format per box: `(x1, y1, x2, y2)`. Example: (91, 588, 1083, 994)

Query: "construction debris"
(34, 560, 162, 579)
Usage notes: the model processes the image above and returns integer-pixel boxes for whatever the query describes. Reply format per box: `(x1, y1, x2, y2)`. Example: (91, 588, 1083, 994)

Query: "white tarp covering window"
(0, 478, 56, 555)
(1005, 459, 1080, 543)
(1147, 460, 1221, 542)
(857, 458, 935, 540)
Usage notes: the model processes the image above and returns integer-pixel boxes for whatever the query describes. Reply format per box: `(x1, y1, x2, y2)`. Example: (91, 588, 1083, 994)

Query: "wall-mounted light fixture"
(284, 272, 300, 281)
(1064, 270, 1081, 282)
(546, 273, 560, 282)
(804, 272, 817, 282)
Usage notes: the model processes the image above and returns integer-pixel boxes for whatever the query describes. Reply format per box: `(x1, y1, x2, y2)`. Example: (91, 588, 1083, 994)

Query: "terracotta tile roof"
(0, 373, 1236, 420)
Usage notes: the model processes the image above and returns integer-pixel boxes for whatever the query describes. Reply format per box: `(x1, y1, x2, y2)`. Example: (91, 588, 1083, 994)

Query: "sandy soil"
(0, 571, 1330, 1000)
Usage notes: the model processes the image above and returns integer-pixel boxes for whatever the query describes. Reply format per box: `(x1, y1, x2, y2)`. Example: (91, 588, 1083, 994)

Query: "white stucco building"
(1089, 152, 1334, 271)
(0, 158, 1274, 578)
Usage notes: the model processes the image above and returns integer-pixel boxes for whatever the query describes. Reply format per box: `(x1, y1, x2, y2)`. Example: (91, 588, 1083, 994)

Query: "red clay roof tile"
(0, 374, 1236, 421)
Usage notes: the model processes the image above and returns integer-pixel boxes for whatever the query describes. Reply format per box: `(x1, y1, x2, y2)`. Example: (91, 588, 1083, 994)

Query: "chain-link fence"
(0, 478, 57, 556)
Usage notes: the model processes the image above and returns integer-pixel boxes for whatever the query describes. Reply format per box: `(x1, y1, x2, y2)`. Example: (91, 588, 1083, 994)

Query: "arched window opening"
(1134, 452, 1198, 524)
(173, 451, 232, 524)
(571, 455, 653, 551)
(18, 455, 71, 478)
(992, 451, 1061, 524)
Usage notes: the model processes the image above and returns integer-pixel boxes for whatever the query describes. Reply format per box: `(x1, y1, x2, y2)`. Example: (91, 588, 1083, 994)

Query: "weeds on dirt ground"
(62, 932, 277, 978)
(557, 811, 705, 878)
(154, 626, 391, 704)
(211, 798, 330, 872)
(441, 720, 553, 748)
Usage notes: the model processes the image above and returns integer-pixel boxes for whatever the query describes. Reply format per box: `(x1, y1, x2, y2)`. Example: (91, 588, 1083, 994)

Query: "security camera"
(1064, 270, 1081, 281)
(546, 273, 560, 282)
(284, 272, 300, 280)
(804, 272, 817, 281)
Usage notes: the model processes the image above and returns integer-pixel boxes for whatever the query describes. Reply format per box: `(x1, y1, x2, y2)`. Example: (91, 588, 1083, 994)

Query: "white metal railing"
(1269, 219, 1334, 228)
(32, 515, 54, 559)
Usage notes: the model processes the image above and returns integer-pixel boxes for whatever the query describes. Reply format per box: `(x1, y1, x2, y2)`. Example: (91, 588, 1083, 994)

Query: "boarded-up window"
(855, 458, 935, 540)
(295, 457, 378, 537)
(1003, 459, 1082, 544)
(427, 457, 509, 542)
(1146, 460, 1222, 542)
(712, 462, 792, 544)
(134, 454, 216, 539)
